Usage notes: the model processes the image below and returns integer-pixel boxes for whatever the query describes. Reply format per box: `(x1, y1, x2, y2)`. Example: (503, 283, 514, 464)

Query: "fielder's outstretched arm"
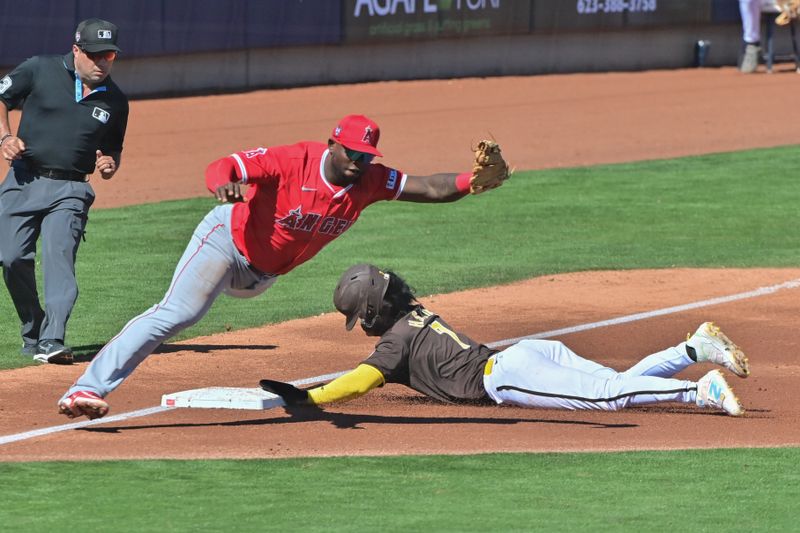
(398, 173, 468, 203)
(398, 140, 511, 202)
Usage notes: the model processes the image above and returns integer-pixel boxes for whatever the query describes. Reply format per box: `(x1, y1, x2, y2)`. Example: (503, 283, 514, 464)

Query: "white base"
(161, 387, 285, 410)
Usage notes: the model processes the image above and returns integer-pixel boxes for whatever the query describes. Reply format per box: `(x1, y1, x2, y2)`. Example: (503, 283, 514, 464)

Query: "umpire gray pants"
(0, 161, 94, 345)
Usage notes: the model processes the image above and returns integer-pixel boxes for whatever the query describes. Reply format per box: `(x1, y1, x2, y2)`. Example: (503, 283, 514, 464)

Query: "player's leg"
(739, 0, 761, 44)
(621, 322, 749, 379)
(532, 323, 749, 381)
(484, 340, 698, 411)
(739, 0, 761, 72)
(37, 193, 91, 346)
(524, 338, 689, 382)
(528, 335, 705, 380)
(528, 339, 620, 379)
(618, 344, 693, 379)
(60, 205, 269, 401)
(0, 166, 45, 351)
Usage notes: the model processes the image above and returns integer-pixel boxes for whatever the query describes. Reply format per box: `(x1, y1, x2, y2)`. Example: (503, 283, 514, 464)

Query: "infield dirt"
(1, 67, 799, 460)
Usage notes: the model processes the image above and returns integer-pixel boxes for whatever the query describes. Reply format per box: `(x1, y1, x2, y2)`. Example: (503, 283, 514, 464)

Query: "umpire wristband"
(455, 172, 472, 194)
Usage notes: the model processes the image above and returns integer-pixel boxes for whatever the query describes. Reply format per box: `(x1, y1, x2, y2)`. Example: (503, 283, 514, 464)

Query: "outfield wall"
(3, 1, 796, 97)
(108, 25, 744, 97)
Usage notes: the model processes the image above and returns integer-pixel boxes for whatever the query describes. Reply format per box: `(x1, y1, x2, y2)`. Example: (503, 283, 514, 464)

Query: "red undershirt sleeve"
(205, 156, 239, 193)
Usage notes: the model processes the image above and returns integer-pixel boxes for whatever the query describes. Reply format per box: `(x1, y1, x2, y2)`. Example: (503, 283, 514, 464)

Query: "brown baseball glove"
(776, 0, 800, 25)
(470, 140, 511, 194)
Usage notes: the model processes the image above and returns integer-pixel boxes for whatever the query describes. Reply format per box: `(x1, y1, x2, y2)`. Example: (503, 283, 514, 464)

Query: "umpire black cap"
(334, 264, 390, 330)
(74, 18, 121, 53)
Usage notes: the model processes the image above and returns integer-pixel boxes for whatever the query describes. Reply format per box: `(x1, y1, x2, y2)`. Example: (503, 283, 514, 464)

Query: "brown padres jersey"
(364, 306, 497, 403)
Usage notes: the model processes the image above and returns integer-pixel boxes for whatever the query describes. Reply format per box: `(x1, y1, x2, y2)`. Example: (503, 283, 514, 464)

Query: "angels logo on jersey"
(277, 206, 307, 230)
(244, 147, 267, 158)
(277, 205, 353, 236)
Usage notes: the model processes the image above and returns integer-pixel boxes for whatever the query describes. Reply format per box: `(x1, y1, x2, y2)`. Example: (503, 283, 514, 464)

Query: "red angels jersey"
(227, 141, 406, 275)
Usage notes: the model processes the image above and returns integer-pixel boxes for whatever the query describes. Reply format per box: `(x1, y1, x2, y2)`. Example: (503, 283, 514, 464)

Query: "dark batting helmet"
(334, 263, 390, 330)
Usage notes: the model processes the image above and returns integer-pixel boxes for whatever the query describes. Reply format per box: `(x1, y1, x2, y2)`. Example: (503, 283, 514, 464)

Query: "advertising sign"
(532, 1, 713, 32)
(344, 0, 531, 43)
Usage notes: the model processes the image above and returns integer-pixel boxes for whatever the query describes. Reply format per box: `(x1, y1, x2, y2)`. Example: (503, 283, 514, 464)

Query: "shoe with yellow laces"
(686, 322, 750, 378)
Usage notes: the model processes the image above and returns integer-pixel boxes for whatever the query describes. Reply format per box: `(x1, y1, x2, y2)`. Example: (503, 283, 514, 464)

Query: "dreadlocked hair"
(381, 270, 419, 323)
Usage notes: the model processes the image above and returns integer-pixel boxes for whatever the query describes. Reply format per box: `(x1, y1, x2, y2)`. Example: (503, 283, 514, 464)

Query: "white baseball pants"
(483, 339, 697, 411)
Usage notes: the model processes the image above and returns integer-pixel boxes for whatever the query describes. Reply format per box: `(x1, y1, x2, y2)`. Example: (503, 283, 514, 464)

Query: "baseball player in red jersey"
(58, 115, 510, 419)
(259, 264, 749, 417)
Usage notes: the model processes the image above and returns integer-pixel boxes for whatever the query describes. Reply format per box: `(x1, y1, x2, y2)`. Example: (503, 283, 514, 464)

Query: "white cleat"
(696, 370, 744, 416)
(687, 322, 750, 378)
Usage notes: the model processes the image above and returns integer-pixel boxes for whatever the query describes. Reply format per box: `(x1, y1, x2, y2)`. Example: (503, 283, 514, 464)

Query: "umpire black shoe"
(20, 341, 38, 358)
(34, 339, 74, 365)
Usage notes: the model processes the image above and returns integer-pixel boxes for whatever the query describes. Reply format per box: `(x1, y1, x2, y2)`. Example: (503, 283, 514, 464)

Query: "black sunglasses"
(80, 48, 117, 62)
(344, 147, 375, 164)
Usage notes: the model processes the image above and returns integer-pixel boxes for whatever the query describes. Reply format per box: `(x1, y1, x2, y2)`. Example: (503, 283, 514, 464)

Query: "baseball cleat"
(687, 322, 750, 378)
(696, 370, 744, 416)
(740, 43, 760, 74)
(20, 342, 38, 358)
(34, 339, 74, 365)
(58, 391, 109, 420)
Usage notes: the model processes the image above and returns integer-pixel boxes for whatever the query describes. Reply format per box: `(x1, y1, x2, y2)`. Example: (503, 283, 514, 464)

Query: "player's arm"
(94, 150, 121, 179)
(259, 364, 385, 406)
(205, 147, 276, 202)
(397, 140, 510, 202)
(397, 172, 471, 203)
(205, 156, 245, 202)
(0, 102, 19, 161)
(97, 100, 128, 177)
(0, 102, 27, 162)
(307, 364, 385, 405)
(0, 59, 35, 161)
(0, 101, 12, 138)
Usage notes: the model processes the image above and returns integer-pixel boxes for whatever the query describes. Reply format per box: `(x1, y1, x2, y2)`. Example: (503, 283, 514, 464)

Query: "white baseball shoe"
(58, 391, 109, 420)
(696, 370, 744, 416)
(740, 43, 760, 73)
(687, 322, 750, 378)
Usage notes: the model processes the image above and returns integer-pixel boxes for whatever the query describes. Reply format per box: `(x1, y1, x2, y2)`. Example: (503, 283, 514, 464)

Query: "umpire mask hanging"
(334, 264, 391, 330)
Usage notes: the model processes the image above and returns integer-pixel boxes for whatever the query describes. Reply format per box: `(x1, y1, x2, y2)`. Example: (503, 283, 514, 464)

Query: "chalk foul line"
(486, 277, 800, 348)
(2, 277, 798, 447)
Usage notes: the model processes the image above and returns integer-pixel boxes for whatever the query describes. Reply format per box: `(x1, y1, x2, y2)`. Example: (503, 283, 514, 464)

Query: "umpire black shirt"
(0, 53, 128, 174)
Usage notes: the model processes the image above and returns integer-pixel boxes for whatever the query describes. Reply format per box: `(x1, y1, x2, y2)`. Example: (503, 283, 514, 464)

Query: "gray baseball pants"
(0, 162, 94, 346)
(62, 204, 275, 399)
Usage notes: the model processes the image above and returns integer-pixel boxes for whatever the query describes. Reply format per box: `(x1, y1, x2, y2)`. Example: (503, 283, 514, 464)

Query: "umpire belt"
(28, 165, 88, 182)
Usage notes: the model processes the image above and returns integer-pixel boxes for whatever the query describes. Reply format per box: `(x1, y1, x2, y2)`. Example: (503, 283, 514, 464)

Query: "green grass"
(2, 145, 799, 368)
(1, 448, 797, 532)
(2, 146, 799, 531)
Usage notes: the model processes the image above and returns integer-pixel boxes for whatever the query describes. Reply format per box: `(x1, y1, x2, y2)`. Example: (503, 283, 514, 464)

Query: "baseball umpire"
(57, 114, 510, 419)
(259, 264, 750, 416)
(0, 18, 129, 364)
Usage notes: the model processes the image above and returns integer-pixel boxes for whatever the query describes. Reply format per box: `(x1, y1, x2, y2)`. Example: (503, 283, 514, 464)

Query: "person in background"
(740, 0, 767, 73)
(0, 18, 129, 364)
